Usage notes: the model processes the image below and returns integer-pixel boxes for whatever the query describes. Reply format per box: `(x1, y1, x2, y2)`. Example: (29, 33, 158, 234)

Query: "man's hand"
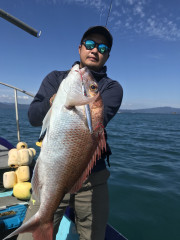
(49, 94, 56, 106)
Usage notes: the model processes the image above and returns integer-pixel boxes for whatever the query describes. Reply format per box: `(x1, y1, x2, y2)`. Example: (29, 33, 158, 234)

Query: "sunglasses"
(82, 40, 110, 54)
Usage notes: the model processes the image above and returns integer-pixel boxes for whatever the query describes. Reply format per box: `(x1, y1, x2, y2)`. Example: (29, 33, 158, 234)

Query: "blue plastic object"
(0, 204, 28, 230)
(0, 191, 13, 197)
(56, 215, 79, 240)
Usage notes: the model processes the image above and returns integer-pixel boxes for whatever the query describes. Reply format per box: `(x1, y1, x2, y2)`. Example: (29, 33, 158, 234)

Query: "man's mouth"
(87, 56, 98, 62)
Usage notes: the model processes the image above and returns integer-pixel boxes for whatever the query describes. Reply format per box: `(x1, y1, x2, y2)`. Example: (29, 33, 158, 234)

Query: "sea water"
(0, 107, 180, 240)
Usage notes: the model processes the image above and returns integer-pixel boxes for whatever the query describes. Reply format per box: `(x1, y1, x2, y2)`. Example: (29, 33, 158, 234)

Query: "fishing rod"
(0, 9, 41, 37)
(105, 0, 113, 27)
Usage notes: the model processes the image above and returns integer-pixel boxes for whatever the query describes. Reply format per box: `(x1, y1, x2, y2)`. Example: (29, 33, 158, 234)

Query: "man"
(18, 26, 123, 240)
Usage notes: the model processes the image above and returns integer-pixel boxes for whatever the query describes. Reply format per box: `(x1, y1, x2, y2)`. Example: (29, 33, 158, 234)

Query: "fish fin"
(69, 131, 106, 193)
(65, 91, 99, 108)
(3, 213, 53, 240)
(39, 107, 52, 140)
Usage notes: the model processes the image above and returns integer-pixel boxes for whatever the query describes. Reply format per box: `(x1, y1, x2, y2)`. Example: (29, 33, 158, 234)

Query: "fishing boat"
(0, 82, 128, 240)
(0, 7, 128, 239)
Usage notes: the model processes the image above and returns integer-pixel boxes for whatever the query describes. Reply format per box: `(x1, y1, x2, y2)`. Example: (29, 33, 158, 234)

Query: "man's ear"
(78, 45, 82, 55)
(106, 52, 110, 60)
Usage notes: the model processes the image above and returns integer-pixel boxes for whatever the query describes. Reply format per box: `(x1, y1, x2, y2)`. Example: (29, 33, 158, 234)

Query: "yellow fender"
(13, 182, 32, 200)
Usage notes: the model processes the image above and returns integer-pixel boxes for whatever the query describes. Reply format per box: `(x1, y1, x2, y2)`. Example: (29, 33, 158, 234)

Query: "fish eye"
(90, 84, 98, 91)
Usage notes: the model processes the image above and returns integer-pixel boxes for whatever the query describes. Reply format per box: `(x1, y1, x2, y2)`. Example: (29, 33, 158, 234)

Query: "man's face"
(79, 33, 109, 71)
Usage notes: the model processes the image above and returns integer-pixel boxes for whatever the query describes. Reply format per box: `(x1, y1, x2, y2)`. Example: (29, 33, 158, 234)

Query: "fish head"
(62, 64, 98, 98)
(59, 64, 99, 108)
(62, 64, 82, 93)
(79, 67, 99, 98)
(78, 67, 104, 132)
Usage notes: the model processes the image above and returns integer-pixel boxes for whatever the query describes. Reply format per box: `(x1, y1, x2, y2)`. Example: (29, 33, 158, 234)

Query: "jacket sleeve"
(101, 80, 123, 127)
(28, 71, 61, 127)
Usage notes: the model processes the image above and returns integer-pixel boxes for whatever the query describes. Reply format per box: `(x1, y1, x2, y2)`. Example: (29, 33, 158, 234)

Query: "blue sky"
(0, 0, 180, 109)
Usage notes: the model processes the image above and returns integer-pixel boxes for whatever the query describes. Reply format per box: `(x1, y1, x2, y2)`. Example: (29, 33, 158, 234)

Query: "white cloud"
(115, 19, 121, 26)
(143, 15, 180, 41)
(133, 4, 145, 18)
(36, 0, 180, 41)
(126, 0, 135, 5)
(147, 54, 163, 60)
(111, 0, 180, 41)
(62, 0, 107, 11)
(18, 95, 29, 100)
(114, 0, 121, 7)
(112, 10, 121, 18)
(0, 88, 32, 103)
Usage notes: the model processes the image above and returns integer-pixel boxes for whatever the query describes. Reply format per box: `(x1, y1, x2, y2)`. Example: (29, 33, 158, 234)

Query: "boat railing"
(0, 82, 35, 142)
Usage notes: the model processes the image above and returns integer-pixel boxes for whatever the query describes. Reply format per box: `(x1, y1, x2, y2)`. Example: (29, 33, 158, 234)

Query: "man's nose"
(91, 46, 98, 54)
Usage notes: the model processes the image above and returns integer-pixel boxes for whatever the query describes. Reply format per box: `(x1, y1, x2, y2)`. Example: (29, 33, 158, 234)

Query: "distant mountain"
(119, 107, 180, 114)
(0, 102, 29, 109)
(0, 103, 180, 114)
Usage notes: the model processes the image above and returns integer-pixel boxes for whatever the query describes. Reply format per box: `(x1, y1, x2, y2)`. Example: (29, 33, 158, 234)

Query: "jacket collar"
(72, 61, 107, 82)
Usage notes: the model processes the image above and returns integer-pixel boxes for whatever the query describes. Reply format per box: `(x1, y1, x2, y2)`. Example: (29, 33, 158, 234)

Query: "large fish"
(4, 64, 106, 240)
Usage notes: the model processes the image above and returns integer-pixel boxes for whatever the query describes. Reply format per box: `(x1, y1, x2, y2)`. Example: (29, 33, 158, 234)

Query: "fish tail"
(3, 212, 53, 240)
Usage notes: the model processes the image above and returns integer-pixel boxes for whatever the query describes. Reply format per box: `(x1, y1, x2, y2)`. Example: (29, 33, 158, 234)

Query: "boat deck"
(0, 138, 127, 240)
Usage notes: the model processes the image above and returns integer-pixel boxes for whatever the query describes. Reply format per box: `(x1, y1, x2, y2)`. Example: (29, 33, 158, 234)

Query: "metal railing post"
(14, 89, 20, 142)
(0, 82, 35, 142)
